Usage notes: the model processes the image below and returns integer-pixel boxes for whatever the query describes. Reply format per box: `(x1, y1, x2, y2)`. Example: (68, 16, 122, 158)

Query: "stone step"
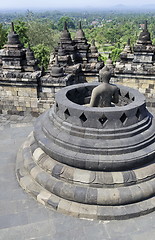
(16, 144, 155, 220)
(18, 132, 155, 207)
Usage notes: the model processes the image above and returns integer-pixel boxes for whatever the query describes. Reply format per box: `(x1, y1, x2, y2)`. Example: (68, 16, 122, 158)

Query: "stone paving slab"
(0, 112, 155, 239)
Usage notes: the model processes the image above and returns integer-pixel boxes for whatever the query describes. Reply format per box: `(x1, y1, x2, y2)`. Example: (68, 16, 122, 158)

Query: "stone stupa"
(16, 67, 155, 220)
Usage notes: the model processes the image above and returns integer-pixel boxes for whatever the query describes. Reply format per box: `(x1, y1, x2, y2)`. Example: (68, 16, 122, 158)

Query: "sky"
(1, 0, 155, 10)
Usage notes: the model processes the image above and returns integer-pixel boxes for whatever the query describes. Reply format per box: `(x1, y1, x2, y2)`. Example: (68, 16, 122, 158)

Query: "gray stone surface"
(1, 112, 155, 239)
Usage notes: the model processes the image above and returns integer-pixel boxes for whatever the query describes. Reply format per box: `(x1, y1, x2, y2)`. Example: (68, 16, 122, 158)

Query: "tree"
(0, 24, 7, 49)
(57, 16, 75, 31)
(111, 48, 122, 62)
(27, 19, 59, 52)
(12, 19, 60, 70)
(14, 20, 29, 47)
(32, 44, 50, 69)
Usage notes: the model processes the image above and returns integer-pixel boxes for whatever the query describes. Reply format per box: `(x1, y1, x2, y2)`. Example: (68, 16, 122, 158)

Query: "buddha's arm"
(112, 88, 119, 104)
(90, 88, 100, 107)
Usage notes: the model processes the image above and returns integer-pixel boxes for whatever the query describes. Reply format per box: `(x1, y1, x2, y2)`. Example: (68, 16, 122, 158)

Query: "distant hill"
(141, 4, 155, 9)
(113, 4, 128, 9)
(1, 4, 155, 13)
(102, 4, 155, 12)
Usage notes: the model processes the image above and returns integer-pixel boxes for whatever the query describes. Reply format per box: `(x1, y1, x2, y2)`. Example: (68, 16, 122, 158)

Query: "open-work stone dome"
(16, 82, 155, 220)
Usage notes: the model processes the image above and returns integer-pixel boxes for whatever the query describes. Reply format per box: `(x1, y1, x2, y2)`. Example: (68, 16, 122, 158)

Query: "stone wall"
(112, 74, 155, 108)
(0, 71, 82, 116)
(0, 85, 52, 116)
(0, 83, 55, 116)
(0, 85, 37, 115)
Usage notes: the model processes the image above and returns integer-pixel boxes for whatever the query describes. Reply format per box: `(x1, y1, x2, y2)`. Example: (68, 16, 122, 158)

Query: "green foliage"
(104, 27, 123, 44)
(27, 19, 59, 52)
(98, 54, 108, 62)
(0, 23, 7, 49)
(57, 16, 75, 31)
(2, 10, 155, 68)
(110, 48, 122, 62)
(32, 44, 50, 69)
(12, 20, 59, 69)
(14, 20, 29, 46)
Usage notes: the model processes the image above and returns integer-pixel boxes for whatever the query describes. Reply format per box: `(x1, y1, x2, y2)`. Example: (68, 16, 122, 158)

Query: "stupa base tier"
(16, 132, 155, 220)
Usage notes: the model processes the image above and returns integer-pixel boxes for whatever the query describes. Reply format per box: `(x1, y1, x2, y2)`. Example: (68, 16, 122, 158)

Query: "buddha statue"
(90, 67, 119, 107)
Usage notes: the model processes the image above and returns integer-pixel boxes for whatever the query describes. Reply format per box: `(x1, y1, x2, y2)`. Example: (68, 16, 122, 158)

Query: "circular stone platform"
(16, 82, 155, 220)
